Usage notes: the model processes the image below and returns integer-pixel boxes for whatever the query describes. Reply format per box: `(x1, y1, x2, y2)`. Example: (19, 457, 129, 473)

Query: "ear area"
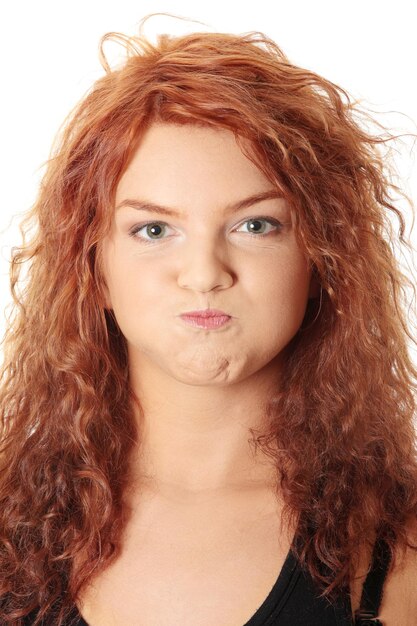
(95, 277, 113, 311)
(101, 284, 113, 311)
(308, 273, 321, 299)
(95, 242, 113, 310)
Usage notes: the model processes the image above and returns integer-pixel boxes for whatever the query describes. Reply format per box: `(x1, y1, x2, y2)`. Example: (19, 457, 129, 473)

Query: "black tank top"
(21, 534, 391, 625)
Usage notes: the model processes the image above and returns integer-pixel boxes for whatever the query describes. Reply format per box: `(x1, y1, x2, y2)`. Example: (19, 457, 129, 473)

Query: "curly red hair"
(1, 13, 417, 625)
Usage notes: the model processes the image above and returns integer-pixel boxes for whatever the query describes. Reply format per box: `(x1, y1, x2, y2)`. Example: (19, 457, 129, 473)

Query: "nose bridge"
(177, 224, 234, 291)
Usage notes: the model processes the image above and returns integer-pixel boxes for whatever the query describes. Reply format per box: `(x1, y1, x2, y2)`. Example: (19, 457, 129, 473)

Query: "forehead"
(116, 122, 274, 205)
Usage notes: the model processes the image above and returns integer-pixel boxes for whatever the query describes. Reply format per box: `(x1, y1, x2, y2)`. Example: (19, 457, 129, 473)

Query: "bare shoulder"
(350, 516, 417, 625)
(377, 515, 417, 626)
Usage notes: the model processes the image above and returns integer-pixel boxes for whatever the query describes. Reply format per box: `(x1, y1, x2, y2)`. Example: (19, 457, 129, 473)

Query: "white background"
(1, 0, 416, 354)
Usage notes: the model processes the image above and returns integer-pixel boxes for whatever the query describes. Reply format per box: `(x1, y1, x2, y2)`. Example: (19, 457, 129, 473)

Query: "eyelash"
(128, 216, 284, 244)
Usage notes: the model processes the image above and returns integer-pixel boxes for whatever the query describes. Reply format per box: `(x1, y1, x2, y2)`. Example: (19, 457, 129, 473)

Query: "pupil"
(148, 224, 163, 238)
(249, 220, 263, 232)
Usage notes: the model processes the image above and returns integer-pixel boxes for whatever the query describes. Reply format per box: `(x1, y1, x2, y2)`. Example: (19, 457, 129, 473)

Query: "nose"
(177, 238, 234, 292)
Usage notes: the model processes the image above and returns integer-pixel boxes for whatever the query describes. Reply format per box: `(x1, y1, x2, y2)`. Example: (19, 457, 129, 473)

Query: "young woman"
(1, 14, 417, 626)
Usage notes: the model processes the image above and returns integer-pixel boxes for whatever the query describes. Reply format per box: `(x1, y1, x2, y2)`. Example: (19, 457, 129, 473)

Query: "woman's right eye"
(128, 222, 172, 243)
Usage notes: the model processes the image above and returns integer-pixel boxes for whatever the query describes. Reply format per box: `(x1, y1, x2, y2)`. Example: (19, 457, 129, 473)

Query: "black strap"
(354, 537, 392, 625)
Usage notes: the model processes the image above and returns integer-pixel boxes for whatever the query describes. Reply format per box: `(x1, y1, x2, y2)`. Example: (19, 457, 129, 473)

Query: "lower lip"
(180, 315, 231, 329)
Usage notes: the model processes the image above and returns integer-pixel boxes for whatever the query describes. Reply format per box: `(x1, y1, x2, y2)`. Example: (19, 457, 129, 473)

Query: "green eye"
(236, 217, 282, 236)
(129, 221, 171, 241)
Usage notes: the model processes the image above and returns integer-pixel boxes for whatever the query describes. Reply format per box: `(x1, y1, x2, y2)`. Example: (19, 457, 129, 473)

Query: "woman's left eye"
(235, 217, 283, 237)
(128, 217, 284, 243)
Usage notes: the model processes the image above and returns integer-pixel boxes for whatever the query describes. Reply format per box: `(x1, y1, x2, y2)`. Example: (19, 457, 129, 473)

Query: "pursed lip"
(180, 309, 231, 318)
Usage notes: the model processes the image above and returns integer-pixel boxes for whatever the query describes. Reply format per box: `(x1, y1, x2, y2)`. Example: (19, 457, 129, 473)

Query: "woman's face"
(100, 122, 317, 386)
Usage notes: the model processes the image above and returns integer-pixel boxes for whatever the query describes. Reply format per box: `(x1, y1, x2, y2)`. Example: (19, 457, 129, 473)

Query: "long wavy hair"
(1, 12, 417, 625)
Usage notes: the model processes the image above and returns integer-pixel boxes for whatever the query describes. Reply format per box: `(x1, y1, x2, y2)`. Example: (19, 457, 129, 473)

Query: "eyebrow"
(115, 190, 285, 217)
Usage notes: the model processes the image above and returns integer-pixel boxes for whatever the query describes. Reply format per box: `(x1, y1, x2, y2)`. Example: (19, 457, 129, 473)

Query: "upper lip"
(180, 309, 231, 318)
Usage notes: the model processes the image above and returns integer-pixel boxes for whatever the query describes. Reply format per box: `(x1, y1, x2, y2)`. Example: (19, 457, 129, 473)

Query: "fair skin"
(100, 121, 318, 495)
(76, 121, 318, 625)
(79, 122, 417, 625)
